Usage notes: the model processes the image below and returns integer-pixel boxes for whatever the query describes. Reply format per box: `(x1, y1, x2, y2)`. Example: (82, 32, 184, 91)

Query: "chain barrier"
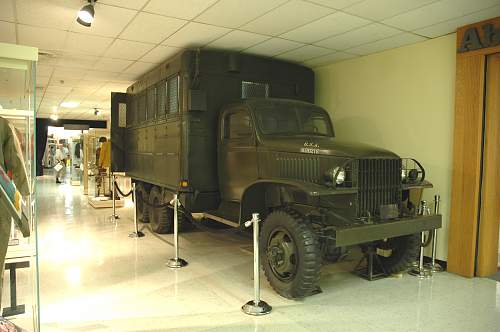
(113, 181, 133, 198)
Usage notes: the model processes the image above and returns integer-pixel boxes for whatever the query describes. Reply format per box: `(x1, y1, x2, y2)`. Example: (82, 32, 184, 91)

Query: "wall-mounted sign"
(458, 23, 500, 53)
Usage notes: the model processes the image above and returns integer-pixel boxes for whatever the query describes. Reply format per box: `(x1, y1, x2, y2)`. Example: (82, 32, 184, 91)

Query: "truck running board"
(191, 212, 240, 228)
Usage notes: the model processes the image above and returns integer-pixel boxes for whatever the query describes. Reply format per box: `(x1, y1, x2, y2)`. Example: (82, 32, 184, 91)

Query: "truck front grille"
(357, 159, 402, 218)
(276, 155, 321, 183)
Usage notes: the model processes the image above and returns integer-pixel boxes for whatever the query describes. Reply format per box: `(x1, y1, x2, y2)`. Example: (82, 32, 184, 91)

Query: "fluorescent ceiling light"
(77, 1, 95, 27)
(60, 101, 79, 108)
(50, 114, 59, 121)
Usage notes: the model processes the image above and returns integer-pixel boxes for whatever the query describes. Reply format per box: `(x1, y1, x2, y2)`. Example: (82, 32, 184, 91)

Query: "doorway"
(476, 53, 500, 278)
(447, 17, 500, 278)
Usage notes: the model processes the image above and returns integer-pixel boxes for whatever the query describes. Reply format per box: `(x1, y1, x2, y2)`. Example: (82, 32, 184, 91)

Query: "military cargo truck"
(111, 50, 441, 299)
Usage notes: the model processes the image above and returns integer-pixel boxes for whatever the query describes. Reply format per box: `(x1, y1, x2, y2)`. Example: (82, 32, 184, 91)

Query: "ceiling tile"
(73, 80, 106, 90)
(55, 52, 100, 69)
(195, 0, 288, 28)
(124, 62, 157, 75)
(276, 45, 333, 62)
(45, 85, 73, 95)
(18, 24, 67, 51)
(414, 4, 500, 38)
(144, 0, 218, 20)
(48, 78, 80, 87)
(93, 58, 134, 72)
(84, 70, 120, 81)
(117, 72, 140, 81)
(280, 12, 371, 43)
(63, 32, 114, 56)
(307, 0, 365, 9)
(241, 0, 334, 36)
(344, 0, 437, 21)
(104, 39, 155, 60)
(207, 30, 270, 51)
(70, 3, 137, 38)
(347, 32, 427, 55)
(51, 67, 87, 80)
(97, 0, 149, 10)
(140, 46, 182, 63)
(163, 22, 230, 48)
(382, 0, 500, 31)
(16, 0, 82, 30)
(315, 23, 401, 50)
(0, 21, 16, 44)
(244, 38, 303, 57)
(0, 0, 15, 21)
(120, 12, 187, 44)
(302, 51, 358, 67)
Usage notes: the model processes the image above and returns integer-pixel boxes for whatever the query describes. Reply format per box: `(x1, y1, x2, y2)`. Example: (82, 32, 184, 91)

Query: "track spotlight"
(77, 0, 96, 27)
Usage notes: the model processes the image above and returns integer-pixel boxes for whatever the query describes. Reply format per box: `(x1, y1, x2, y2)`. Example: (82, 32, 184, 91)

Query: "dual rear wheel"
(135, 184, 185, 234)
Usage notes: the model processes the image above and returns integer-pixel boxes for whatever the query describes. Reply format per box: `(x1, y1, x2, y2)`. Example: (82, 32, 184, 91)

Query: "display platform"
(88, 196, 124, 209)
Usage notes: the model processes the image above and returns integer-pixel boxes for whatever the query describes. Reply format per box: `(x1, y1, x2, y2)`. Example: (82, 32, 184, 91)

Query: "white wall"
(314, 34, 457, 260)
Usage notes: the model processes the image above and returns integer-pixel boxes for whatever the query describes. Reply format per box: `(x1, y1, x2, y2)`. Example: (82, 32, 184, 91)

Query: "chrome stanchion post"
(425, 195, 443, 272)
(129, 182, 145, 238)
(109, 172, 119, 220)
(167, 194, 188, 268)
(242, 213, 272, 316)
(409, 201, 432, 279)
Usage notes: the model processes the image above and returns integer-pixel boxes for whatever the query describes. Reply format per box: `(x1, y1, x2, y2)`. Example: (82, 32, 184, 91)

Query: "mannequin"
(0, 117, 29, 304)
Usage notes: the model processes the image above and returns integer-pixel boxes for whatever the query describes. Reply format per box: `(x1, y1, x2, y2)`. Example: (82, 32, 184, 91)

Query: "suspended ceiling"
(0, 0, 499, 120)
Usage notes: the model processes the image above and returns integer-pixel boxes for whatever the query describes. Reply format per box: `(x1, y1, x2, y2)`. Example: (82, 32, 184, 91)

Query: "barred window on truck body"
(128, 96, 137, 126)
(156, 80, 166, 117)
(138, 92, 146, 123)
(147, 86, 156, 120)
(242, 81, 269, 98)
(167, 75, 179, 114)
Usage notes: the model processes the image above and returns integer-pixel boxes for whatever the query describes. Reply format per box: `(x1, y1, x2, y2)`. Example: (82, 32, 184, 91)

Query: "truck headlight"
(329, 166, 345, 185)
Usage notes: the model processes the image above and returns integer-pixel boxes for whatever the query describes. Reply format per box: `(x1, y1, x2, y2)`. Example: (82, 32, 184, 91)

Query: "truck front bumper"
(332, 214, 442, 247)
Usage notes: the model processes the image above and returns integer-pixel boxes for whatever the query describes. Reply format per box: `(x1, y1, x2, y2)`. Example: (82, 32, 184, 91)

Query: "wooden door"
(447, 17, 500, 277)
(476, 53, 500, 276)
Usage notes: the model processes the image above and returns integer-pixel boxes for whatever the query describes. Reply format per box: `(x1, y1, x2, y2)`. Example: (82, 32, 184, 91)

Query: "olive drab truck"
(110, 50, 441, 299)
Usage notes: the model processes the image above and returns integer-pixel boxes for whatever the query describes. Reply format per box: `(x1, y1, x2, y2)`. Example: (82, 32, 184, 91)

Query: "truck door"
(218, 107, 258, 202)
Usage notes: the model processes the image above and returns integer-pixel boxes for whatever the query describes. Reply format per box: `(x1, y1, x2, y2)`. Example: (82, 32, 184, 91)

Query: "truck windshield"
(253, 103, 334, 137)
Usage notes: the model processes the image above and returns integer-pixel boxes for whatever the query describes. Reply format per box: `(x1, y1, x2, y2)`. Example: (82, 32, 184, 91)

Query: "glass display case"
(0, 42, 39, 331)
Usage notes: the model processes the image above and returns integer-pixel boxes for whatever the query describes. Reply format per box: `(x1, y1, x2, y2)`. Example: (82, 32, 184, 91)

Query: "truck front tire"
(260, 209, 321, 299)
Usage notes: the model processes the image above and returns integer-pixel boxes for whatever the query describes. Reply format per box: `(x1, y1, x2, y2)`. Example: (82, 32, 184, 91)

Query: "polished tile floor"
(34, 176, 499, 332)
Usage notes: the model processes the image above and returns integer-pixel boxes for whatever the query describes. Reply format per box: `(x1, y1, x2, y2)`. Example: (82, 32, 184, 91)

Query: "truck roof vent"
(242, 81, 269, 99)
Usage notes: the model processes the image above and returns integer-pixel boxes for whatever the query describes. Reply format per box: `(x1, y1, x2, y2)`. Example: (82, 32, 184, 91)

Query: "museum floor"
(35, 176, 500, 332)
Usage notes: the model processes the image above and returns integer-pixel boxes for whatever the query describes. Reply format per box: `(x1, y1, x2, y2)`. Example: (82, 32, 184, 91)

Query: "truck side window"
(167, 75, 179, 114)
(147, 86, 156, 120)
(225, 111, 253, 139)
(157, 80, 166, 117)
(138, 92, 146, 123)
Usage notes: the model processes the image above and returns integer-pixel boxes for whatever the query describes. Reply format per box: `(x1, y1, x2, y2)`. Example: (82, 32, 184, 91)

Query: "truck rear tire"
(135, 183, 149, 223)
(375, 233, 421, 274)
(260, 209, 321, 299)
(148, 187, 171, 234)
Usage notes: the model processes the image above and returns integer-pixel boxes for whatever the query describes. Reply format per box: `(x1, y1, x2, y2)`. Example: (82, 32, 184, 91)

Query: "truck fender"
(239, 179, 324, 224)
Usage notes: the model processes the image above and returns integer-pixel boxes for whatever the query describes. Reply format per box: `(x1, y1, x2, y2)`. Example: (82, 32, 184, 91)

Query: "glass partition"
(0, 42, 39, 331)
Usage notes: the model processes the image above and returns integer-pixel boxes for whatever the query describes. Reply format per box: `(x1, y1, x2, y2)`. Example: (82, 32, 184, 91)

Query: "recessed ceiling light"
(60, 101, 80, 108)
(77, 0, 96, 27)
(50, 114, 59, 121)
